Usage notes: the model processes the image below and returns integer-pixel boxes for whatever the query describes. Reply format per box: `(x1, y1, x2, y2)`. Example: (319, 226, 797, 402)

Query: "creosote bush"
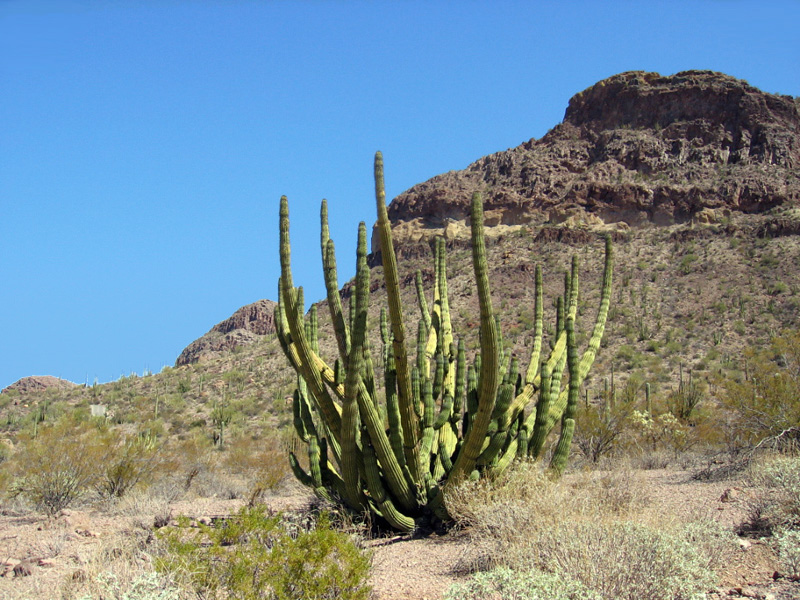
(775, 529, 800, 578)
(7, 420, 102, 515)
(156, 505, 372, 600)
(719, 329, 800, 451)
(2, 417, 172, 515)
(95, 429, 162, 499)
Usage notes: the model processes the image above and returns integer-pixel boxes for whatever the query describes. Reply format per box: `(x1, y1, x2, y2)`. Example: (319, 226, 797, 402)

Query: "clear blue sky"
(1, 1, 798, 389)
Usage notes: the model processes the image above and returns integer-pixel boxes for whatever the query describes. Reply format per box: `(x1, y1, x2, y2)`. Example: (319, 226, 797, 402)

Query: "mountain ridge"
(381, 70, 799, 249)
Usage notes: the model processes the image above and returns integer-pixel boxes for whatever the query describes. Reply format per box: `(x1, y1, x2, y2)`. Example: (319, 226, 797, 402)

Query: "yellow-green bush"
(156, 505, 371, 600)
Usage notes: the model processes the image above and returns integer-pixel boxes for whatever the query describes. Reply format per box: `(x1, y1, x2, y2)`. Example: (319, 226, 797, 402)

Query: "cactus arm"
(362, 435, 416, 531)
(437, 238, 454, 366)
(575, 235, 613, 387)
(323, 235, 351, 367)
(384, 350, 407, 468)
(529, 362, 552, 459)
(451, 339, 466, 423)
(306, 304, 319, 354)
(348, 221, 417, 511)
(438, 242, 457, 402)
(289, 453, 315, 488)
(545, 235, 614, 433)
(415, 270, 431, 334)
(569, 254, 580, 315)
(307, 435, 335, 503)
(419, 378, 436, 469)
(443, 192, 499, 489)
(433, 393, 454, 430)
(549, 418, 575, 475)
(423, 242, 442, 379)
(524, 265, 544, 384)
(280, 197, 343, 441)
(294, 373, 344, 475)
(341, 225, 369, 508)
(292, 389, 310, 443)
(374, 151, 423, 485)
(550, 314, 580, 475)
(432, 352, 445, 402)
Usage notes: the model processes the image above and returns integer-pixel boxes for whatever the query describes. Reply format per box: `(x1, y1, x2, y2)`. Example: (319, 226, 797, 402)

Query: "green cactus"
(276, 152, 613, 531)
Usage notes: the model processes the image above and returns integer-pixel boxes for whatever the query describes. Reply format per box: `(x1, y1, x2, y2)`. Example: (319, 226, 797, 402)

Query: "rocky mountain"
(381, 70, 799, 248)
(176, 299, 277, 366)
(185, 70, 800, 366)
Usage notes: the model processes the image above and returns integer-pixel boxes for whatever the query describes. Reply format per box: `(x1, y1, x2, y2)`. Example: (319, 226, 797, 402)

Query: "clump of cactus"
(276, 152, 613, 531)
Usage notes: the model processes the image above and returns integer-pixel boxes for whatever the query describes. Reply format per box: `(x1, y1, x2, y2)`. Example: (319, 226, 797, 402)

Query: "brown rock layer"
(382, 70, 799, 247)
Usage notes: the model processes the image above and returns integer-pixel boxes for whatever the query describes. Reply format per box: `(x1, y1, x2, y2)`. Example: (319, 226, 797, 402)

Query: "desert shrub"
(536, 520, 720, 600)
(7, 420, 102, 515)
(446, 462, 733, 600)
(744, 456, 800, 532)
(574, 400, 634, 463)
(96, 430, 163, 499)
(720, 330, 800, 450)
(222, 431, 291, 492)
(445, 567, 599, 600)
(445, 462, 647, 570)
(61, 520, 184, 600)
(774, 529, 800, 577)
(629, 409, 692, 459)
(156, 505, 371, 600)
(161, 433, 219, 491)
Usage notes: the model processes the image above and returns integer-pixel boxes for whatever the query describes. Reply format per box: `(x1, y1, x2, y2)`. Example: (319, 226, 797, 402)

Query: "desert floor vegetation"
(0, 450, 798, 599)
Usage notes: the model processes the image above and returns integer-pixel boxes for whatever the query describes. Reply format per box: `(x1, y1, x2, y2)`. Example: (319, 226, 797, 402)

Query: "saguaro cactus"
(276, 152, 613, 530)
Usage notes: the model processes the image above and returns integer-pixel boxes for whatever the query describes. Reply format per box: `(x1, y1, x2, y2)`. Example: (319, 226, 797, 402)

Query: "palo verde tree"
(276, 152, 613, 531)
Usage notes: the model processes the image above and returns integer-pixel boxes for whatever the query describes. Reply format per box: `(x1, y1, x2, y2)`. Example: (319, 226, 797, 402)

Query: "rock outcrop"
(1, 376, 78, 395)
(176, 299, 277, 366)
(380, 70, 799, 248)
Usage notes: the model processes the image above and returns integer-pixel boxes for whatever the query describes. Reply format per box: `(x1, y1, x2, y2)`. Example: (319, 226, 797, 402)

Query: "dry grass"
(445, 462, 649, 571)
(445, 461, 736, 600)
(60, 523, 185, 600)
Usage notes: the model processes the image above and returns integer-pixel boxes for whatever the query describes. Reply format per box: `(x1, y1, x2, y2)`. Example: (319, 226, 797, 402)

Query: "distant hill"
(1, 376, 77, 395)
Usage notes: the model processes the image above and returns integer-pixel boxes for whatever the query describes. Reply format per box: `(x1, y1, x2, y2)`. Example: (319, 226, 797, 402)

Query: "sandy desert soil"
(1, 468, 798, 600)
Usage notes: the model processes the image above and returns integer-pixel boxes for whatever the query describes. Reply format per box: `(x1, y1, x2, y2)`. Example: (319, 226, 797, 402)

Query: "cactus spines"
(277, 154, 613, 530)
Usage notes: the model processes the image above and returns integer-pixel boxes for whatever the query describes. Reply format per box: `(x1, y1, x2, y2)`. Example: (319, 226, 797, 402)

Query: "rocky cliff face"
(176, 299, 277, 366)
(382, 71, 799, 247)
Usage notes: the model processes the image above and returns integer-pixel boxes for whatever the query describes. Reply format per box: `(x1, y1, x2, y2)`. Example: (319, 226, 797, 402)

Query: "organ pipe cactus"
(276, 152, 614, 531)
